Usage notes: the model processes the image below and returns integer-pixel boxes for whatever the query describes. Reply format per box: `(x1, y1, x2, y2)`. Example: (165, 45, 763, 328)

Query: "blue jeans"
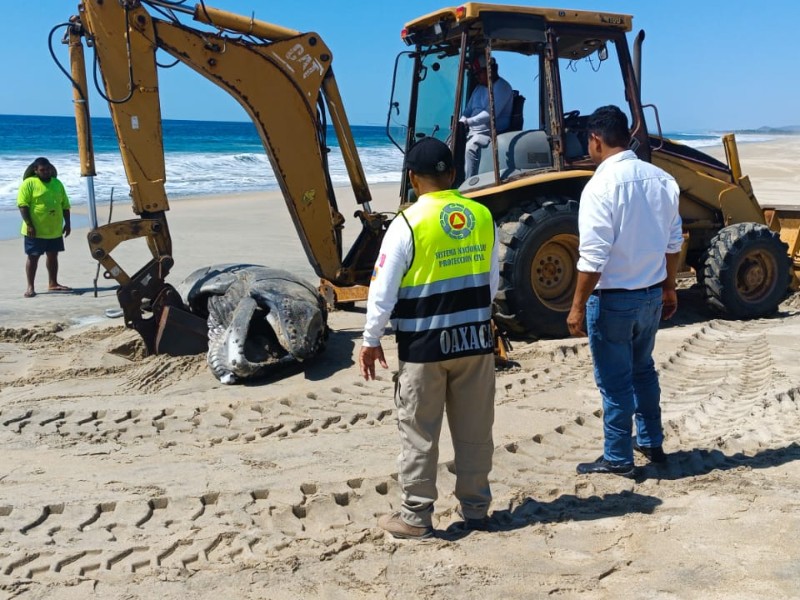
(586, 288, 664, 465)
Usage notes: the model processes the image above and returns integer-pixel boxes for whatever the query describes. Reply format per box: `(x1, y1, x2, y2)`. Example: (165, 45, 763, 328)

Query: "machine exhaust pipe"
(633, 30, 645, 97)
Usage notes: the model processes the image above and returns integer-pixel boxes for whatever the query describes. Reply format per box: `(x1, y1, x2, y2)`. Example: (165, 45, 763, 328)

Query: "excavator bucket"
(154, 305, 209, 356)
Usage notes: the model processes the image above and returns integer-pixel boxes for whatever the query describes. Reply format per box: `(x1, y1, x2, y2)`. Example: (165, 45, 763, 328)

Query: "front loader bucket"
(762, 205, 800, 290)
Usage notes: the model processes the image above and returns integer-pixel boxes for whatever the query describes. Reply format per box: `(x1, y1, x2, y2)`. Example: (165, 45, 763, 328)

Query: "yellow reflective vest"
(394, 189, 494, 362)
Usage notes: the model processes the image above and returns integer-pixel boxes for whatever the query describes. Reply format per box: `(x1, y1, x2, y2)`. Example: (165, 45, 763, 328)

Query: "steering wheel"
(563, 109, 581, 124)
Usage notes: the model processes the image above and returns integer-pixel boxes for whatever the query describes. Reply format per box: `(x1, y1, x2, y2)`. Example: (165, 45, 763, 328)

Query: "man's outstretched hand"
(359, 345, 388, 381)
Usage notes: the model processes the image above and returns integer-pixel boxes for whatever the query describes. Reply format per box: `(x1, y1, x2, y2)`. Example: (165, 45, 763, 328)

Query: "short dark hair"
(587, 105, 630, 149)
(23, 157, 55, 180)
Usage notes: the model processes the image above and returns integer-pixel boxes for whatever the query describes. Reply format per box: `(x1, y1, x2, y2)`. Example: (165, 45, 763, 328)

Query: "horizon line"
(1, 113, 797, 133)
(0, 112, 387, 128)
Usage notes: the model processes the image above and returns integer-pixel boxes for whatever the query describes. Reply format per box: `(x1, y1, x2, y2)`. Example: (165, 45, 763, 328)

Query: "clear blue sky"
(3, 1, 798, 131)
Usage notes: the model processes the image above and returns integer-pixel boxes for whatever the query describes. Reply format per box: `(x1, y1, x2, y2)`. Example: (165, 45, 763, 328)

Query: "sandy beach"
(1, 136, 800, 599)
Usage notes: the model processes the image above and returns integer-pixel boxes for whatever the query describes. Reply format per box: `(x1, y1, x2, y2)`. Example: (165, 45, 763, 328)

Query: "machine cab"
(387, 4, 648, 199)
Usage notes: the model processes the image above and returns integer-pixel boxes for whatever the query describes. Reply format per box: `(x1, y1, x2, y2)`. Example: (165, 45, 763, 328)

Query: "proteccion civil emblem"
(439, 203, 475, 240)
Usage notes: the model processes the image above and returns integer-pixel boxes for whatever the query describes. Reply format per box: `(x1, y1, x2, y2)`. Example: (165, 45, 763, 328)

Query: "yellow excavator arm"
(66, 0, 384, 353)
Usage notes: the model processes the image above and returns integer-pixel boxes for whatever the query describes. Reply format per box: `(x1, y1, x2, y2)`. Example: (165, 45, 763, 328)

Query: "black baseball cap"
(406, 137, 454, 175)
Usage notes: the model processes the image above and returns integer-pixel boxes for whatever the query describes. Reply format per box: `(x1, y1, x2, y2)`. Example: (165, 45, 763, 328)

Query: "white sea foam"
(671, 132, 776, 149)
(0, 132, 776, 215)
(0, 146, 405, 215)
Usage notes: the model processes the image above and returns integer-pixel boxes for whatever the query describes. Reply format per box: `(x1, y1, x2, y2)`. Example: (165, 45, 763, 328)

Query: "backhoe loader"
(62, 1, 799, 355)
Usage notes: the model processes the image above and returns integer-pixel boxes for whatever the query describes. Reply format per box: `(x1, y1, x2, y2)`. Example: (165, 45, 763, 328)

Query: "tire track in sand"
(0, 475, 401, 581)
(0, 380, 397, 449)
(652, 319, 800, 478)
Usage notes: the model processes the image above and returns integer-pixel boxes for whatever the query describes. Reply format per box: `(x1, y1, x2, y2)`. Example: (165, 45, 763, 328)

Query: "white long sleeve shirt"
(362, 206, 500, 347)
(577, 150, 683, 290)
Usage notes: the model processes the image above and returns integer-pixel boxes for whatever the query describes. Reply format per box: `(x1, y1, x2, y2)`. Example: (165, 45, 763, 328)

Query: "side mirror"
(597, 44, 608, 62)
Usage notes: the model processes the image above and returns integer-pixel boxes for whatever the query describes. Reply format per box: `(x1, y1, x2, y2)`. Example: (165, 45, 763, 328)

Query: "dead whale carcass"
(177, 264, 328, 384)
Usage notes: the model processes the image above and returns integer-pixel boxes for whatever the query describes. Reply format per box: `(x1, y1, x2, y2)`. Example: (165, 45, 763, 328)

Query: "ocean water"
(0, 114, 774, 239)
(0, 114, 404, 239)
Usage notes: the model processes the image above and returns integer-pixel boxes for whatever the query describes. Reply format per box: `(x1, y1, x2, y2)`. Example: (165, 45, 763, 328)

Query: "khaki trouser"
(394, 353, 495, 527)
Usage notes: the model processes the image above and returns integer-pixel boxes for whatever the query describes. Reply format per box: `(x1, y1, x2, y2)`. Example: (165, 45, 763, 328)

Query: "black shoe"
(455, 507, 493, 532)
(576, 456, 635, 477)
(633, 442, 667, 463)
(462, 516, 492, 531)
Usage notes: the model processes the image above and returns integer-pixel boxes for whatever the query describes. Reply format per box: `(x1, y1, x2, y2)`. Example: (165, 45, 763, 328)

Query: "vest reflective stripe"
(394, 190, 494, 362)
(395, 271, 492, 299)
(394, 306, 493, 333)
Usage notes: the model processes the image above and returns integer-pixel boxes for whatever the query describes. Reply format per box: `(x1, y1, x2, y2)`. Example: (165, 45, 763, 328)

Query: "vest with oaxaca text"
(393, 189, 495, 362)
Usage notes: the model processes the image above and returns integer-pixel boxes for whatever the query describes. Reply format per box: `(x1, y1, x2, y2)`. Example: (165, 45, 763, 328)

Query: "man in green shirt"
(17, 157, 72, 298)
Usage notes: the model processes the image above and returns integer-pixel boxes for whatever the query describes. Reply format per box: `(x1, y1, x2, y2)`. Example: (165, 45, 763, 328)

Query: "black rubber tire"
(494, 198, 580, 337)
(703, 222, 791, 318)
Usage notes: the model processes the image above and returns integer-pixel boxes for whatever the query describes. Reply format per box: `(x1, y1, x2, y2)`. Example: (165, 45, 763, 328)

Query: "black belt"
(591, 283, 662, 296)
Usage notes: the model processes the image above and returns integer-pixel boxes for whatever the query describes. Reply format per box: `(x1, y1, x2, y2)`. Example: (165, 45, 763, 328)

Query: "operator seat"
(460, 129, 553, 190)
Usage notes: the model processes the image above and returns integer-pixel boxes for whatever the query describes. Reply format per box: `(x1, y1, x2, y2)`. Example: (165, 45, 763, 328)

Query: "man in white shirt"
(567, 105, 683, 477)
(359, 137, 500, 539)
(460, 55, 514, 178)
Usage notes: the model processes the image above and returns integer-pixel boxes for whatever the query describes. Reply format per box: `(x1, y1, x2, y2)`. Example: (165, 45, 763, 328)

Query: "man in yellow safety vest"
(359, 136, 500, 539)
